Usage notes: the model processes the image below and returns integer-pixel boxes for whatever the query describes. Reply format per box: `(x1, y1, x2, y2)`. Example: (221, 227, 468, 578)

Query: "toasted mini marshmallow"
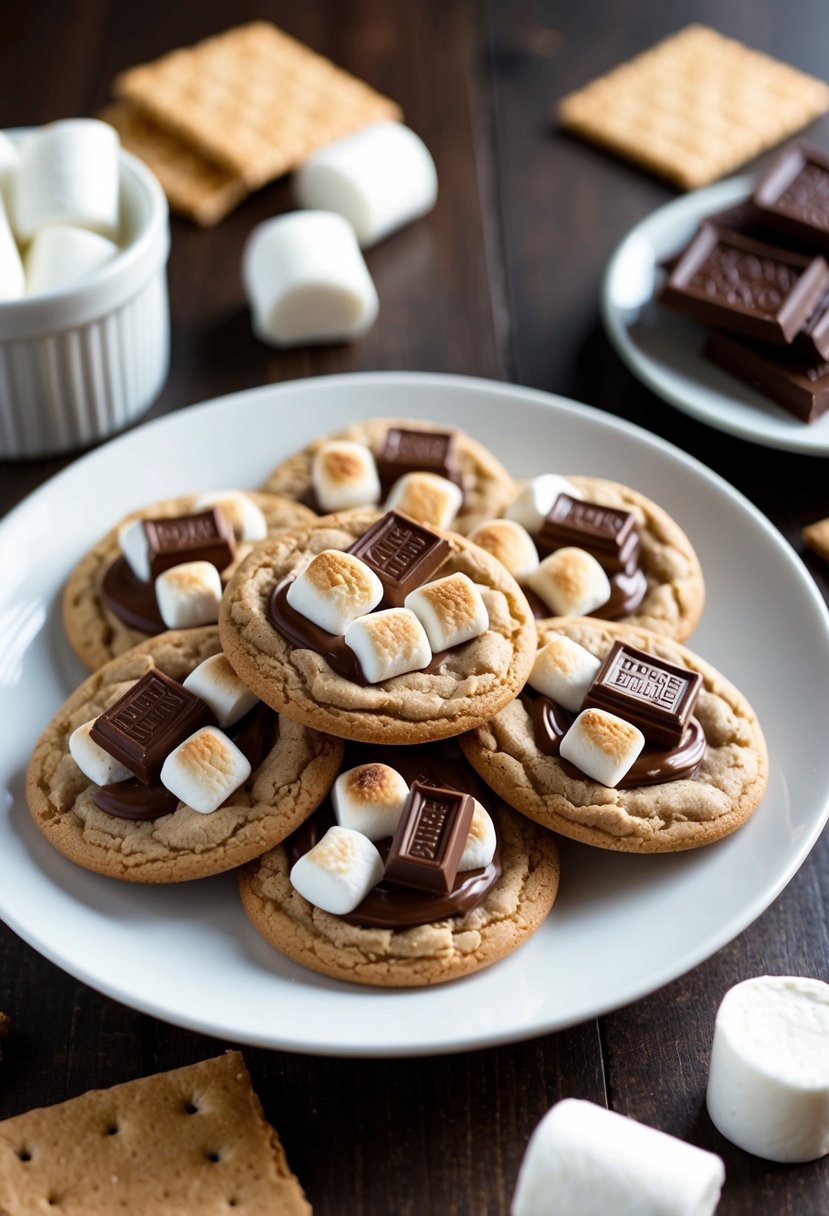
(311, 440, 381, 512)
(332, 763, 410, 840)
(192, 491, 267, 542)
(385, 472, 462, 529)
(160, 725, 251, 815)
(286, 550, 383, 635)
(118, 518, 151, 582)
(528, 634, 602, 713)
(290, 825, 384, 914)
(344, 608, 432, 683)
(528, 547, 611, 616)
(468, 519, 539, 583)
(69, 718, 133, 786)
(155, 561, 223, 629)
(404, 572, 488, 652)
(559, 708, 644, 787)
(512, 1098, 724, 1216)
(458, 800, 496, 871)
(182, 654, 259, 728)
(504, 475, 584, 535)
(707, 976, 829, 1163)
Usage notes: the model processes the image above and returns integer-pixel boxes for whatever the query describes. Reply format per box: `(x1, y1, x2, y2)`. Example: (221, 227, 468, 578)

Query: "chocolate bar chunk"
(143, 508, 235, 579)
(347, 511, 450, 607)
(90, 670, 216, 783)
(753, 143, 829, 251)
(704, 332, 829, 424)
(582, 642, 701, 748)
(384, 781, 475, 895)
(375, 427, 457, 488)
(660, 223, 829, 345)
(537, 494, 639, 573)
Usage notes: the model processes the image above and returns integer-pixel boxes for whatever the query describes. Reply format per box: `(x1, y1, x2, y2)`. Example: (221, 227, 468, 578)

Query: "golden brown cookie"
(27, 627, 343, 883)
(219, 509, 536, 745)
(460, 618, 767, 853)
(63, 491, 315, 671)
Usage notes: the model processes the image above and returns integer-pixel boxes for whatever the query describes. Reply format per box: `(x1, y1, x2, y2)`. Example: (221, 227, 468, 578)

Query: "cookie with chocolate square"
(63, 490, 316, 671)
(459, 618, 767, 853)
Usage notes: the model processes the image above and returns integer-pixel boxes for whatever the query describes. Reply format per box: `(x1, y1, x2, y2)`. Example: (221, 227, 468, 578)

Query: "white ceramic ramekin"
(0, 139, 170, 459)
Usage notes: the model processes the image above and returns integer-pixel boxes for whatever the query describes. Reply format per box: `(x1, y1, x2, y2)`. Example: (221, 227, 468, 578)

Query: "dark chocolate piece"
(660, 223, 829, 345)
(376, 427, 458, 489)
(89, 670, 216, 784)
(346, 510, 450, 607)
(143, 508, 235, 580)
(581, 641, 701, 748)
(704, 331, 829, 424)
(537, 494, 640, 572)
(753, 144, 829, 251)
(384, 781, 475, 895)
(101, 556, 166, 634)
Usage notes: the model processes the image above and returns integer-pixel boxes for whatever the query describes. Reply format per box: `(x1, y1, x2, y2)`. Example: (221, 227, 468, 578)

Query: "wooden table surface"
(2, 2, 829, 1212)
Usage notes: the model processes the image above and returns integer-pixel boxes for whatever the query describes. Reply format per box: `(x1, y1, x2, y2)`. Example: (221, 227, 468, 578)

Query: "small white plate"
(602, 175, 829, 455)
(1, 372, 828, 1057)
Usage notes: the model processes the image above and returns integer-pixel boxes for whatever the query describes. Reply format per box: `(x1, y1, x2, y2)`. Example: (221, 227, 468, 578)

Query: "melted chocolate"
(101, 556, 166, 634)
(523, 564, 648, 621)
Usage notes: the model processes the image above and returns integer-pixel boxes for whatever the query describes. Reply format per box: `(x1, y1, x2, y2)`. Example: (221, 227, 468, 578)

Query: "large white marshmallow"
(0, 195, 24, 302)
(458, 800, 496, 871)
(293, 120, 438, 248)
(0, 131, 19, 195)
(68, 718, 133, 787)
(332, 763, 409, 841)
(182, 653, 260, 728)
(404, 572, 488, 652)
(344, 607, 432, 683)
(25, 224, 118, 296)
(706, 975, 829, 1163)
(528, 635, 602, 713)
(192, 491, 268, 542)
(242, 210, 378, 347)
(468, 518, 539, 583)
(290, 825, 384, 914)
(385, 472, 463, 529)
(505, 475, 584, 535)
(559, 708, 644, 787)
(13, 118, 120, 242)
(160, 725, 251, 815)
(155, 561, 223, 629)
(512, 1098, 724, 1216)
(528, 547, 611, 616)
(286, 550, 383, 636)
(311, 440, 381, 512)
(118, 518, 151, 582)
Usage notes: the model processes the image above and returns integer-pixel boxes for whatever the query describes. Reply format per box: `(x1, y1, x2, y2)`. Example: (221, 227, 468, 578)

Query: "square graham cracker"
(0, 1052, 310, 1215)
(556, 24, 829, 190)
(114, 20, 402, 190)
(803, 516, 829, 563)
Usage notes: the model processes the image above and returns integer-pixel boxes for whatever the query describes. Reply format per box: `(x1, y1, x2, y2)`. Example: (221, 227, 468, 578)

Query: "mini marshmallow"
(505, 475, 584, 534)
(25, 224, 118, 296)
(512, 1098, 724, 1216)
(385, 472, 463, 529)
(242, 210, 378, 347)
(290, 825, 384, 914)
(192, 491, 268, 542)
(458, 800, 496, 871)
(706, 975, 829, 1163)
(118, 518, 151, 582)
(468, 519, 539, 583)
(68, 718, 133, 787)
(528, 547, 611, 616)
(0, 195, 24, 302)
(332, 763, 410, 840)
(13, 118, 120, 242)
(404, 572, 488, 651)
(559, 708, 644, 787)
(182, 654, 260, 728)
(160, 725, 251, 815)
(528, 634, 602, 713)
(344, 607, 432, 683)
(286, 550, 383, 636)
(294, 120, 438, 248)
(311, 440, 381, 512)
(155, 561, 223, 629)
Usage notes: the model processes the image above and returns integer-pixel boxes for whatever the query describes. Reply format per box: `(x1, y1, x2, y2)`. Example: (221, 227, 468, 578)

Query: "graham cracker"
(557, 25, 829, 190)
(114, 20, 402, 189)
(803, 516, 829, 563)
(0, 1052, 310, 1216)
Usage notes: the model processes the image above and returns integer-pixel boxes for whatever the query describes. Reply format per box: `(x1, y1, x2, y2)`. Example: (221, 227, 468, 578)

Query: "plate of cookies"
(2, 372, 827, 1056)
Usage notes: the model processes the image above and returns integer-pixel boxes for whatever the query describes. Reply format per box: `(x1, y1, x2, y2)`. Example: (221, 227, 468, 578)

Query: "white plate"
(602, 175, 829, 455)
(1, 373, 827, 1057)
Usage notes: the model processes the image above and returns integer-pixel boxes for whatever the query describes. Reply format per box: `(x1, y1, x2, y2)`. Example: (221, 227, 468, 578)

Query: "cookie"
(803, 516, 829, 563)
(260, 416, 516, 534)
(0, 1052, 310, 1215)
(63, 490, 315, 671)
(26, 627, 343, 883)
(219, 509, 536, 745)
(460, 618, 768, 853)
(238, 741, 560, 987)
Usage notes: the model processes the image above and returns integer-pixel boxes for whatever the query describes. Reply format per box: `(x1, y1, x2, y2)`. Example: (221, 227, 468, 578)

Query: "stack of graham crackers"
(101, 21, 402, 226)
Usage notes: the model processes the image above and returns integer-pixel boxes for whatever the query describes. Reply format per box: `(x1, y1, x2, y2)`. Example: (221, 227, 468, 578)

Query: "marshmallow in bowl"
(559, 708, 644, 787)
(69, 718, 133, 787)
(311, 440, 381, 512)
(13, 118, 120, 242)
(160, 725, 251, 815)
(405, 572, 488, 651)
(505, 475, 583, 534)
(155, 561, 223, 629)
(182, 654, 260, 728)
(468, 519, 539, 583)
(192, 491, 268, 542)
(332, 763, 410, 840)
(290, 825, 384, 914)
(706, 975, 829, 1163)
(458, 801, 496, 871)
(528, 635, 602, 713)
(385, 471, 463, 529)
(528, 547, 611, 616)
(25, 224, 119, 296)
(287, 550, 383, 635)
(512, 1098, 724, 1216)
(344, 607, 432, 683)
(0, 196, 24, 302)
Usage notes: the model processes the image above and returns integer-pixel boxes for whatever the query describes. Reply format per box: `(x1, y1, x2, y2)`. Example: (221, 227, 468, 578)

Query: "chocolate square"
(143, 508, 235, 580)
(537, 494, 640, 572)
(753, 143, 829, 250)
(384, 782, 475, 895)
(347, 511, 450, 606)
(582, 642, 701, 747)
(704, 332, 829, 424)
(376, 427, 457, 489)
